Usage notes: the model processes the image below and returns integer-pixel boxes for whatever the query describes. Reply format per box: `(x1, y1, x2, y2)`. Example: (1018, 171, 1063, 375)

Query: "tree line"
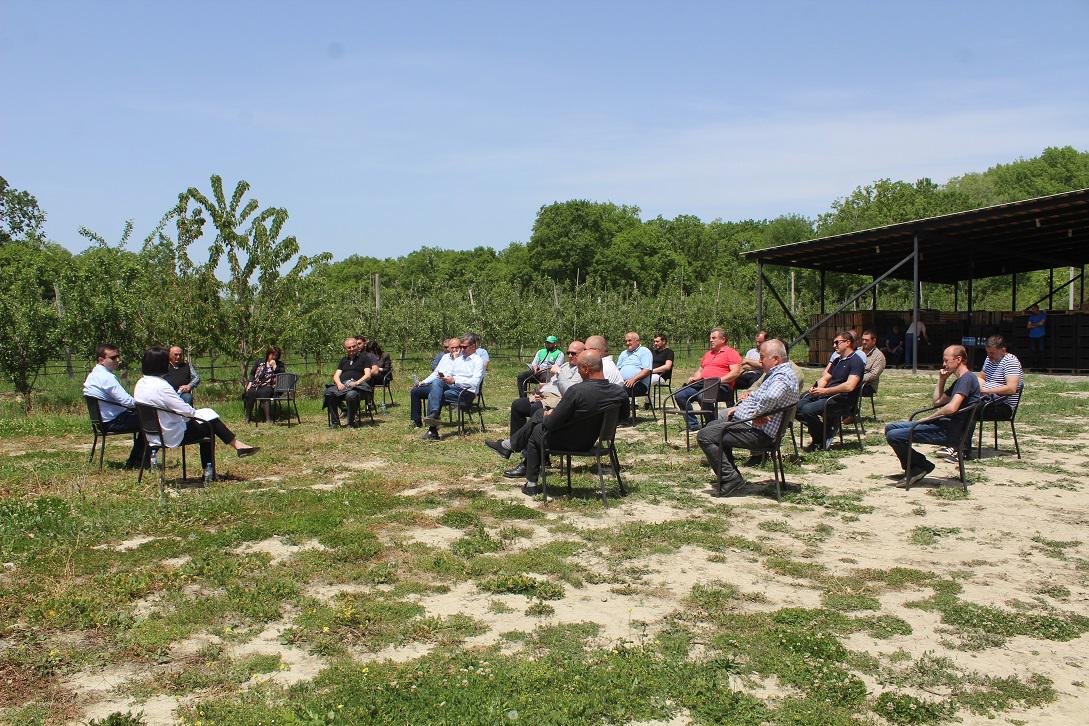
(1, 146, 1087, 410)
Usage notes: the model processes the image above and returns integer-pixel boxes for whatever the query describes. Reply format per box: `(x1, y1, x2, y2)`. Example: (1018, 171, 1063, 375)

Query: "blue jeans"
(885, 420, 949, 472)
(426, 380, 474, 427)
(674, 380, 730, 430)
(409, 383, 432, 425)
(179, 391, 193, 405)
(796, 393, 852, 446)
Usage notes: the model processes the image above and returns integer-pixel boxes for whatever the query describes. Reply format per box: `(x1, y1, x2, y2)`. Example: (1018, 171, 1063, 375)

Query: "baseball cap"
(545, 335, 558, 343)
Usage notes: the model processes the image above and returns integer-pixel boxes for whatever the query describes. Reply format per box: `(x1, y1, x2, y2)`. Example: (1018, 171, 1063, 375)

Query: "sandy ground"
(45, 395, 1089, 724)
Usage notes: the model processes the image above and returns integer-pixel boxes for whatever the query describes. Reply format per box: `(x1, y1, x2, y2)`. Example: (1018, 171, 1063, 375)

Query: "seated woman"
(366, 340, 393, 385)
(243, 345, 286, 422)
(134, 346, 258, 476)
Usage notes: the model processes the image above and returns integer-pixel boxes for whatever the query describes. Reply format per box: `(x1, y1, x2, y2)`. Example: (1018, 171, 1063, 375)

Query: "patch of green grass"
(823, 593, 881, 612)
(478, 574, 564, 600)
(926, 486, 969, 500)
(907, 591, 1089, 646)
(873, 692, 951, 724)
(525, 601, 555, 617)
(910, 526, 961, 546)
(782, 485, 874, 514)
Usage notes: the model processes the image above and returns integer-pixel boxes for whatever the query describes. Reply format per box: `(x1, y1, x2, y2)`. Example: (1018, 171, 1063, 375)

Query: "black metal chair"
(651, 374, 673, 414)
(378, 371, 395, 408)
(83, 395, 137, 469)
(254, 373, 301, 427)
(798, 390, 863, 451)
(540, 405, 625, 506)
(625, 379, 653, 423)
(661, 378, 725, 450)
(448, 381, 486, 435)
(134, 403, 215, 501)
(721, 402, 798, 502)
(976, 382, 1023, 460)
(904, 402, 982, 492)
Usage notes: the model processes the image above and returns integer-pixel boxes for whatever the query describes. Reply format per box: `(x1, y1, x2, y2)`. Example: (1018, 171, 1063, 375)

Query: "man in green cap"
(517, 335, 562, 397)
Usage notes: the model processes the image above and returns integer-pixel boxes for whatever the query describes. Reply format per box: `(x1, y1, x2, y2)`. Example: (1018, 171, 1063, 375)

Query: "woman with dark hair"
(134, 347, 258, 475)
(365, 340, 393, 385)
(244, 345, 286, 422)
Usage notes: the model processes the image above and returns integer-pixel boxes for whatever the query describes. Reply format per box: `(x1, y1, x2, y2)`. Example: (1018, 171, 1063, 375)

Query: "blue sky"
(3, 1, 1087, 262)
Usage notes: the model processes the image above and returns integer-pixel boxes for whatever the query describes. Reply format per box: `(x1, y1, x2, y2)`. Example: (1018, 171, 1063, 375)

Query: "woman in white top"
(134, 347, 258, 476)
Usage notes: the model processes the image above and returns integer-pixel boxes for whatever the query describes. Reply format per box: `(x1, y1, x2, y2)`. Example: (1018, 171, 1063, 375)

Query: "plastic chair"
(539, 405, 625, 506)
(84, 395, 137, 469)
(721, 402, 798, 502)
(661, 379, 726, 450)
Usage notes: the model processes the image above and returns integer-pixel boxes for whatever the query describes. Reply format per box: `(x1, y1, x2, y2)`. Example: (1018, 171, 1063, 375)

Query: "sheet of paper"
(193, 407, 220, 421)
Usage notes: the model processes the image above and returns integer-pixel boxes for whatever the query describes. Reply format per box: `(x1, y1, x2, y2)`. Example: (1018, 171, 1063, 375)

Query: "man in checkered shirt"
(697, 338, 799, 496)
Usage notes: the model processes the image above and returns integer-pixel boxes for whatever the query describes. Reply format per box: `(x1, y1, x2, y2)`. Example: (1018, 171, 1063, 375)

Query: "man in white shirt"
(584, 335, 626, 387)
(82, 344, 145, 468)
(422, 334, 486, 440)
(411, 338, 460, 428)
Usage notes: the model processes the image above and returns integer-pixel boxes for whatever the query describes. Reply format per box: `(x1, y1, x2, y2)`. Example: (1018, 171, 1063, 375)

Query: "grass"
(2, 360, 1089, 724)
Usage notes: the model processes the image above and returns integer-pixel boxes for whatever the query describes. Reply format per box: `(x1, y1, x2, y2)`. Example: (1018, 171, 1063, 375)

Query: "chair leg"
(137, 441, 148, 483)
(99, 435, 108, 469)
(610, 448, 624, 495)
(597, 453, 608, 507)
(293, 399, 301, 425)
(993, 421, 998, 452)
(181, 445, 187, 481)
(1011, 420, 1021, 459)
(977, 420, 984, 460)
(566, 455, 572, 493)
(870, 397, 876, 418)
(89, 433, 98, 464)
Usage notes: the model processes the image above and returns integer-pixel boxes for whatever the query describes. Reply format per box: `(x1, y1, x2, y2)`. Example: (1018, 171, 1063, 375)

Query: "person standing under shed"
(1027, 304, 1047, 369)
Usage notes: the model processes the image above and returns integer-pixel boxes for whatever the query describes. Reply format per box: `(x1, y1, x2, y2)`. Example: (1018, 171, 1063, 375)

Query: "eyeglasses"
(832, 339, 846, 345)
(458, 345, 469, 349)
(566, 350, 578, 355)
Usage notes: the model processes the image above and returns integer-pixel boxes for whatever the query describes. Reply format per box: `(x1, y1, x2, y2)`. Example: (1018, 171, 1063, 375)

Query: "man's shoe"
(421, 429, 440, 441)
(944, 452, 960, 464)
(423, 414, 442, 427)
(743, 453, 767, 467)
(802, 442, 818, 453)
(714, 480, 742, 497)
(823, 436, 836, 450)
(410, 420, 422, 428)
(485, 439, 512, 459)
(896, 463, 935, 489)
(504, 461, 528, 478)
(521, 482, 540, 496)
(936, 446, 955, 456)
(237, 446, 259, 458)
(841, 415, 855, 425)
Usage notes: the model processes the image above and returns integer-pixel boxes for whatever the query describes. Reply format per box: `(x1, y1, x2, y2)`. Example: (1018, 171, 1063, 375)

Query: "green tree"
(0, 176, 47, 246)
(527, 200, 641, 284)
(0, 246, 61, 412)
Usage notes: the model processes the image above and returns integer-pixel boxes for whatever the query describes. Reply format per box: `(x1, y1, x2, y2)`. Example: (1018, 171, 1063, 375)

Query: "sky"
(2, 1, 1088, 263)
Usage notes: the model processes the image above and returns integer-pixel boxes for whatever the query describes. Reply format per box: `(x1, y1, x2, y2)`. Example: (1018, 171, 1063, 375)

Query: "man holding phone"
(884, 345, 980, 488)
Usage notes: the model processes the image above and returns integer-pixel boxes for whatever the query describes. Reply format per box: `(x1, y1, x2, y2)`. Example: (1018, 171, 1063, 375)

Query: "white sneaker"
(936, 446, 954, 456)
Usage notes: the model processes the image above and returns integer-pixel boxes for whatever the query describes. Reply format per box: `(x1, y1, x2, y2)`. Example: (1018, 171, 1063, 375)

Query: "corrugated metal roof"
(744, 188, 1089, 283)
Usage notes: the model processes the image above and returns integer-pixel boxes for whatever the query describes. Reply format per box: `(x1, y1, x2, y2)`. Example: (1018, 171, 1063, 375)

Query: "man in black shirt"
(324, 337, 380, 427)
(797, 331, 864, 451)
(484, 350, 628, 496)
(646, 333, 675, 408)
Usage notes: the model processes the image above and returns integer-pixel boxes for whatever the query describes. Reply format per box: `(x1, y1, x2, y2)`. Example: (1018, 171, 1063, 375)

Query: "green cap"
(545, 335, 558, 343)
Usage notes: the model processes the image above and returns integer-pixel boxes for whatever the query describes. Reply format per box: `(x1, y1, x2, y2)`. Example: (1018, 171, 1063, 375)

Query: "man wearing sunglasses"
(489, 341, 586, 476)
(421, 334, 485, 439)
(82, 344, 147, 468)
(796, 331, 863, 451)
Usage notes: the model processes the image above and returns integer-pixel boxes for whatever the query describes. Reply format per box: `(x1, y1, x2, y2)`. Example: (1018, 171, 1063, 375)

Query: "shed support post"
(1012, 273, 1017, 311)
(954, 282, 958, 312)
(1049, 268, 1055, 309)
(871, 275, 878, 328)
(967, 274, 973, 315)
(819, 269, 826, 315)
(756, 261, 764, 330)
(912, 234, 920, 374)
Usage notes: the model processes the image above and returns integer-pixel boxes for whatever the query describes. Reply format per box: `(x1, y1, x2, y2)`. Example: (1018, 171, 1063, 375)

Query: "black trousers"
(517, 369, 547, 397)
(104, 409, 148, 467)
(696, 418, 773, 488)
(324, 384, 371, 425)
(244, 385, 274, 422)
(163, 418, 237, 469)
(509, 397, 543, 437)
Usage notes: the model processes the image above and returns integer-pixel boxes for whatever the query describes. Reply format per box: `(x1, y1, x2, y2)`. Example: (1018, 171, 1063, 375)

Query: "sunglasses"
(106, 354, 121, 360)
(566, 350, 578, 355)
(832, 339, 846, 345)
(458, 345, 469, 349)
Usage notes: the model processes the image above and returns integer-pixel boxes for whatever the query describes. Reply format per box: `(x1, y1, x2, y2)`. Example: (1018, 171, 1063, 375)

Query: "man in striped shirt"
(697, 339, 799, 497)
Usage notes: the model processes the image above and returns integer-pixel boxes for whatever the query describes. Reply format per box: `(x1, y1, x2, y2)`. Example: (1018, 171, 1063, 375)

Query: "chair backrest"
(135, 403, 165, 439)
(274, 373, 297, 394)
(699, 378, 721, 408)
(597, 404, 622, 446)
(775, 403, 798, 444)
(952, 402, 982, 452)
(84, 395, 105, 426)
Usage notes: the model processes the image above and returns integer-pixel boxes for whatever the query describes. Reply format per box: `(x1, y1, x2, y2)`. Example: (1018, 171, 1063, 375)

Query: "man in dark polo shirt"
(324, 337, 380, 427)
(165, 346, 201, 405)
(796, 330, 864, 450)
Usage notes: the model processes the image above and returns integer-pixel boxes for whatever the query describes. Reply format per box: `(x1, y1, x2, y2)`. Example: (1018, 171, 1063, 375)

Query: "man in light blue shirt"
(616, 332, 653, 397)
(422, 334, 486, 439)
(82, 344, 145, 468)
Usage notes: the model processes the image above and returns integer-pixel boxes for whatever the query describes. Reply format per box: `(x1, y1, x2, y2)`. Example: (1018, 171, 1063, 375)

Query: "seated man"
(483, 350, 628, 496)
(472, 334, 491, 371)
(165, 346, 201, 405)
(646, 332, 675, 406)
(411, 339, 460, 428)
(323, 337, 379, 427)
(885, 345, 980, 487)
(584, 335, 626, 386)
(616, 332, 653, 399)
(673, 328, 742, 432)
(843, 329, 886, 426)
(82, 343, 146, 468)
(940, 334, 1022, 464)
(736, 331, 768, 391)
(697, 339, 799, 496)
(796, 331, 863, 451)
(517, 335, 562, 397)
(881, 325, 904, 366)
(502, 341, 585, 452)
(421, 334, 485, 440)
